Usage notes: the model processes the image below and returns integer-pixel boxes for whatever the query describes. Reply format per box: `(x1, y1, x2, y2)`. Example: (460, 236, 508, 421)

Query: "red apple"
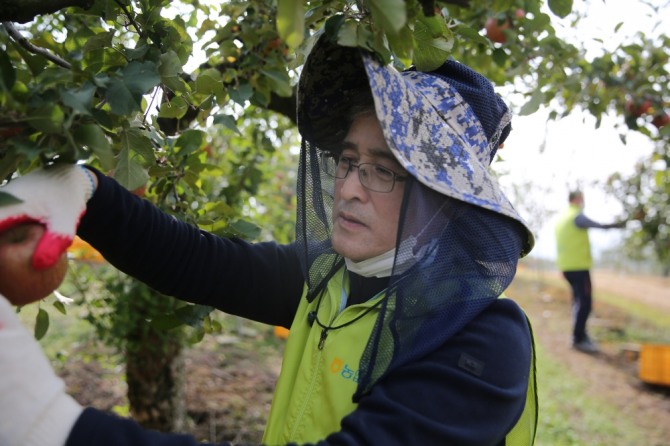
(652, 113, 669, 129)
(0, 127, 23, 138)
(638, 100, 653, 115)
(485, 17, 510, 44)
(0, 223, 68, 306)
(626, 99, 653, 117)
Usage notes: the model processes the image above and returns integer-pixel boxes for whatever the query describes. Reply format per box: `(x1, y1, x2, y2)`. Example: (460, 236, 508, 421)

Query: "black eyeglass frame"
(319, 151, 407, 193)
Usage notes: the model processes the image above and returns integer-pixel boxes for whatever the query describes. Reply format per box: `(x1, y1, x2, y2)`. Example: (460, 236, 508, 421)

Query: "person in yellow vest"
(555, 190, 625, 353)
(0, 36, 538, 445)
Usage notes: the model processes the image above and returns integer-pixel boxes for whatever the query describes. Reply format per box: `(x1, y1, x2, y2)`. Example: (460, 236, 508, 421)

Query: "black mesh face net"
(295, 136, 527, 400)
(294, 35, 532, 400)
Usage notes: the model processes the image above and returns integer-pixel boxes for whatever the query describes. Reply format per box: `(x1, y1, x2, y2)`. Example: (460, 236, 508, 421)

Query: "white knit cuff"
(21, 393, 83, 446)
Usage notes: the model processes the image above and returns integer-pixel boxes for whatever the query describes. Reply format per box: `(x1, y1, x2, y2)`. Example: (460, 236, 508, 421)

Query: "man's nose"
(338, 167, 368, 200)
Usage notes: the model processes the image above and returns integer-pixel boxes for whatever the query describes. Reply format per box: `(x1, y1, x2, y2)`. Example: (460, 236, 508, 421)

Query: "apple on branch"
(652, 112, 669, 129)
(485, 10, 524, 44)
(485, 16, 510, 44)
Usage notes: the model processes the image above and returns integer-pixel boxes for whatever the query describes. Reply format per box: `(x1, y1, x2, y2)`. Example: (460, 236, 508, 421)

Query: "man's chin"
(332, 237, 361, 262)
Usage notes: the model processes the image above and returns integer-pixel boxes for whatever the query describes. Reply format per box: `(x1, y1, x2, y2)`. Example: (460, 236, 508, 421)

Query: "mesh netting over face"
(295, 35, 531, 400)
(298, 38, 534, 256)
(356, 179, 526, 398)
(296, 138, 527, 400)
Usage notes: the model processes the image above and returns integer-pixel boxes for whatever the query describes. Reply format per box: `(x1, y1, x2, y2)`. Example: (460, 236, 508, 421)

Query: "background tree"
(605, 141, 670, 277)
(1, 0, 668, 432)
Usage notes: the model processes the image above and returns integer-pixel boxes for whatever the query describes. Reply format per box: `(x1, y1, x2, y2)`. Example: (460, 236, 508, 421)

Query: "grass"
(528, 270, 670, 329)
(521, 269, 670, 344)
(596, 289, 670, 335)
(534, 345, 649, 446)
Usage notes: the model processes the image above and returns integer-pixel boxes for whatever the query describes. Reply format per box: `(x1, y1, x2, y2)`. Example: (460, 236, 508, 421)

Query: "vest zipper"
(318, 328, 329, 350)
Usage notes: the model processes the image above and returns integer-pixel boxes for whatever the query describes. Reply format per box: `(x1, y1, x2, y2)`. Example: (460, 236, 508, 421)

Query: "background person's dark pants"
(562, 270, 592, 344)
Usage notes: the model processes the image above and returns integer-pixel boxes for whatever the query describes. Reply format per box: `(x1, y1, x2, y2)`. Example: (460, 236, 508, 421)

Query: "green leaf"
(194, 74, 224, 97)
(175, 129, 204, 155)
(159, 51, 186, 92)
(61, 83, 97, 116)
(124, 61, 161, 96)
(106, 78, 139, 115)
(189, 327, 206, 343)
(368, 0, 407, 34)
(125, 44, 150, 61)
(149, 314, 183, 330)
(0, 49, 16, 91)
(213, 114, 241, 135)
(53, 300, 67, 315)
(106, 61, 160, 115)
(261, 69, 292, 97)
(120, 128, 155, 164)
(492, 47, 508, 66)
(337, 20, 360, 48)
(74, 124, 114, 170)
(158, 96, 189, 119)
(28, 104, 64, 134)
(455, 24, 490, 46)
(413, 16, 453, 71)
(114, 151, 150, 191)
(150, 304, 214, 330)
(34, 308, 49, 340)
(228, 83, 253, 105)
(0, 191, 23, 207)
(277, 0, 305, 48)
(387, 25, 414, 62)
(548, 0, 573, 18)
(519, 89, 545, 116)
(228, 219, 261, 239)
(11, 41, 47, 76)
(82, 30, 115, 53)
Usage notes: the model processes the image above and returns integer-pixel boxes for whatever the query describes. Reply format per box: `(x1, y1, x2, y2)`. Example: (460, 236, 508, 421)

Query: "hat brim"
(297, 37, 534, 256)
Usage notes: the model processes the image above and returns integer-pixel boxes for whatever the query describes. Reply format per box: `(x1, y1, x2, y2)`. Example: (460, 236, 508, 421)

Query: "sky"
(495, 0, 668, 261)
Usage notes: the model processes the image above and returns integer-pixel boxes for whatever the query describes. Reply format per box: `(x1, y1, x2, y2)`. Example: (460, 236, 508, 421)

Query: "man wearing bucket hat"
(0, 34, 537, 446)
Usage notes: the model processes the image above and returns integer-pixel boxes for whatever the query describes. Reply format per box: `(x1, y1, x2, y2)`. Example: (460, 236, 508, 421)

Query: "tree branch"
(2, 22, 72, 68)
(0, 0, 94, 23)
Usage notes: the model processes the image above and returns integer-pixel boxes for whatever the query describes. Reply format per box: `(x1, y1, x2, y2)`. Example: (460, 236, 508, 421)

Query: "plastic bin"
(639, 344, 670, 386)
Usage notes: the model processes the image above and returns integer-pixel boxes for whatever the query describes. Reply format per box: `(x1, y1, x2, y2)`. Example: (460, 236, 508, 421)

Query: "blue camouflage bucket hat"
(298, 35, 534, 256)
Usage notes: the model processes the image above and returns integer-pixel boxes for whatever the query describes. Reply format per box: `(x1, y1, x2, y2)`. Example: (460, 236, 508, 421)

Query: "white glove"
(0, 294, 83, 446)
(0, 164, 96, 269)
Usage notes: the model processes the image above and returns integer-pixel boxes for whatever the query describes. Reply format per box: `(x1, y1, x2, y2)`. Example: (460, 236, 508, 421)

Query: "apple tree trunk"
(124, 292, 186, 432)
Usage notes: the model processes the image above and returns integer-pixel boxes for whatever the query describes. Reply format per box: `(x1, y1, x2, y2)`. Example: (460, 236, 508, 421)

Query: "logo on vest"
(330, 357, 359, 383)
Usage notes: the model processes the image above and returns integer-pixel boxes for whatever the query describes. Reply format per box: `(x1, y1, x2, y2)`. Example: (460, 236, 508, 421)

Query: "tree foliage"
(0, 0, 668, 365)
(605, 140, 670, 276)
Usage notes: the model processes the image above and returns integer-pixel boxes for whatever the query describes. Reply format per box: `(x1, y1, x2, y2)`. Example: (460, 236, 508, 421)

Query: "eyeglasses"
(320, 151, 407, 193)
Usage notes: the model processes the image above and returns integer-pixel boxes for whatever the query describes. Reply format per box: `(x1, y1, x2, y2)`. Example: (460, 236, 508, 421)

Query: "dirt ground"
(58, 269, 670, 444)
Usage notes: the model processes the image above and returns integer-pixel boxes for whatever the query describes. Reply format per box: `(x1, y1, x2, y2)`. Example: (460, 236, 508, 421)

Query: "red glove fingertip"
(32, 231, 72, 270)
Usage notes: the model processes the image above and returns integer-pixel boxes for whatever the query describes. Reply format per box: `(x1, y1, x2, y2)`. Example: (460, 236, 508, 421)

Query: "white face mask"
(345, 236, 419, 278)
(345, 247, 396, 278)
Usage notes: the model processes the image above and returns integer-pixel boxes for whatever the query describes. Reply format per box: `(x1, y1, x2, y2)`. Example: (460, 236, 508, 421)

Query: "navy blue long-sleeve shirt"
(69, 169, 533, 446)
